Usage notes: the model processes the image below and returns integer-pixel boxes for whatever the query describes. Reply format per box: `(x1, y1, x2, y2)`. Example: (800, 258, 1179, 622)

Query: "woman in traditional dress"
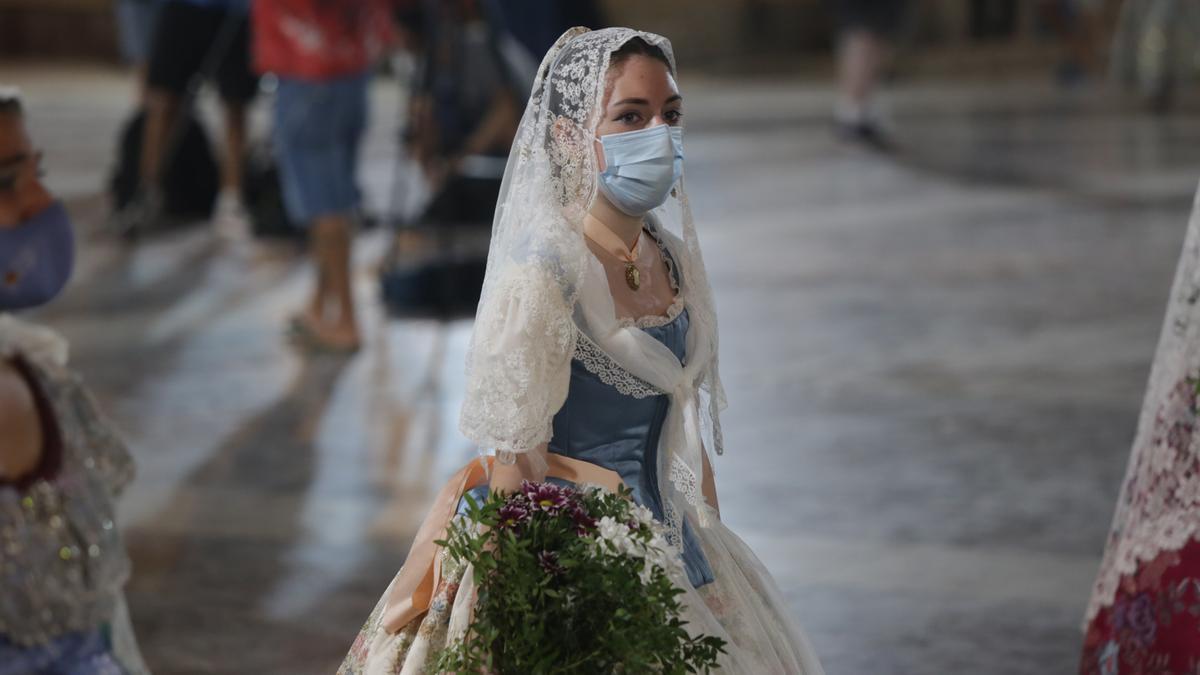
(340, 27, 825, 674)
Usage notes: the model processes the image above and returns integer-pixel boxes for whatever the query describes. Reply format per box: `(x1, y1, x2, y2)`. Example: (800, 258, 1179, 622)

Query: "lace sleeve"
(459, 263, 578, 453)
(38, 364, 136, 497)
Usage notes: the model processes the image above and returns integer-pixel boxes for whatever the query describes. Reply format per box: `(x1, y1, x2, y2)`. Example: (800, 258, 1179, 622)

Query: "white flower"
(632, 504, 655, 527)
(588, 508, 687, 585)
(596, 516, 635, 556)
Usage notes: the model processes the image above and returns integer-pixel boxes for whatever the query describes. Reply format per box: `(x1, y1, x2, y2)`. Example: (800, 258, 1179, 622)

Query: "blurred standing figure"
(113, 0, 161, 103)
(1081, 187, 1200, 674)
(253, 0, 396, 352)
(493, 0, 605, 61)
(832, 0, 907, 151)
(0, 91, 147, 675)
(1043, 0, 1107, 86)
(406, 0, 534, 217)
(136, 0, 257, 242)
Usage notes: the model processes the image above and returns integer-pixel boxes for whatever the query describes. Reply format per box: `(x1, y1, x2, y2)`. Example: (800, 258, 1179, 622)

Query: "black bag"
(109, 108, 219, 221)
(380, 253, 488, 319)
(241, 144, 299, 239)
(379, 175, 499, 319)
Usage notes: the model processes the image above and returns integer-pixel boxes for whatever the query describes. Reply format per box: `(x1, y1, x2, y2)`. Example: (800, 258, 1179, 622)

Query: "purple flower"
(1118, 593, 1158, 648)
(497, 499, 531, 529)
(538, 550, 563, 575)
(568, 504, 596, 534)
(522, 481, 571, 514)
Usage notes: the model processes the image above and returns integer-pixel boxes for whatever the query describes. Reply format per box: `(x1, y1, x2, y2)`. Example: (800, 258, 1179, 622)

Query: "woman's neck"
(586, 194, 644, 250)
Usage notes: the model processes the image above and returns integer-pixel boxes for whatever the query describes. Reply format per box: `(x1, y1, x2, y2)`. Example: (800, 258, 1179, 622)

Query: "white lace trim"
(572, 330, 664, 399)
(669, 456, 703, 519)
(1086, 188, 1200, 622)
(616, 294, 686, 329)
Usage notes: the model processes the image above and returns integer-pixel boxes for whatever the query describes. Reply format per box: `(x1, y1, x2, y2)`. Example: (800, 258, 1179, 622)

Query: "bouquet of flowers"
(433, 480, 726, 674)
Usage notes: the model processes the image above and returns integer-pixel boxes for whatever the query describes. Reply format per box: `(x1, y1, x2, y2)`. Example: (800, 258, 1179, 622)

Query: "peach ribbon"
(380, 453, 624, 633)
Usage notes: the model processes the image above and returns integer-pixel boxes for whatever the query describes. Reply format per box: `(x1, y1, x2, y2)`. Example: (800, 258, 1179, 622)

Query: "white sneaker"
(214, 191, 253, 244)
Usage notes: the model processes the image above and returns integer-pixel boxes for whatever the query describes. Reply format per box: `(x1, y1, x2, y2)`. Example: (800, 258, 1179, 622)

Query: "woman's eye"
(665, 110, 683, 124)
(618, 111, 641, 124)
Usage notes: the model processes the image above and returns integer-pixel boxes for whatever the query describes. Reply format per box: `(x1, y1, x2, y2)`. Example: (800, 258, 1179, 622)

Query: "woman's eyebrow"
(612, 94, 684, 107)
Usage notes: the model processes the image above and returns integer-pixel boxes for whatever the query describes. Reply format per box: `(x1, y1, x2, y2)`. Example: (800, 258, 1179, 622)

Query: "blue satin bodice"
(546, 306, 715, 588)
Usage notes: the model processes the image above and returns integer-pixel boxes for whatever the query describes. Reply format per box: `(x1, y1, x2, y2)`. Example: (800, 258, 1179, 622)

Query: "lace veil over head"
(458, 26, 727, 536)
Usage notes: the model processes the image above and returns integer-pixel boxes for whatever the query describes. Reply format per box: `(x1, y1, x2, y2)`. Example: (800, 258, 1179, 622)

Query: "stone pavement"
(4, 63, 1199, 674)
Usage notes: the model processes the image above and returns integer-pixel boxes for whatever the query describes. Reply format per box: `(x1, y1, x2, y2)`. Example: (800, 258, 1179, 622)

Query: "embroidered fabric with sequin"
(0, 359, 134, 647)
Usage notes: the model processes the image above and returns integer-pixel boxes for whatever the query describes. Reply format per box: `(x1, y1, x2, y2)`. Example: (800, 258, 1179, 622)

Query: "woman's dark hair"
(609, 37, 672, 74)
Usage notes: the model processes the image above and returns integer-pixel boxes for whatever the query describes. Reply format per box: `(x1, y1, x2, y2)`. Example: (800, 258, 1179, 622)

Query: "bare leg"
(139, 89, 180, 189)
(836, 29, 885, 125)
(303, 218, 330, 325)
(220, 101, 247, 194)
(322, 213, 360, 344)
(304, 214, 360, 350)
(134, 64, 150, 107)
(214, 100, 252, 242)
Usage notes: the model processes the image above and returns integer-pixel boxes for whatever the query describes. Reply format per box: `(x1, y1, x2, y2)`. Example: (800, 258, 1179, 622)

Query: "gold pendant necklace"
(584, 216, 643, 291)
(624, 262, 641, 291)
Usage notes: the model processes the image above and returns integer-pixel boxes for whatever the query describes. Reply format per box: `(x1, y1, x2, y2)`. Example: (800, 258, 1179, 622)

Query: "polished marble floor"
(7, 64, 1200, 674)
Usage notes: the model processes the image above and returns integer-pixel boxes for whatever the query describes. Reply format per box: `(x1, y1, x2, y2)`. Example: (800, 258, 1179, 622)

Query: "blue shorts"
(0, 629, 126, 675)
(272, 73, 369, 225)
(115, 0, 160, 65)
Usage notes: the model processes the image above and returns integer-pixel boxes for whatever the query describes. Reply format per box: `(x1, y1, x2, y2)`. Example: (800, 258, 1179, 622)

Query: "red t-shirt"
(253, 0, 397, 80)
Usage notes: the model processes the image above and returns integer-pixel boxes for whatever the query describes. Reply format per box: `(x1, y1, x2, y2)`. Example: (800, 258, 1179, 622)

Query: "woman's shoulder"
(0, 315, 69, 370)
(0, 315, 135, 495)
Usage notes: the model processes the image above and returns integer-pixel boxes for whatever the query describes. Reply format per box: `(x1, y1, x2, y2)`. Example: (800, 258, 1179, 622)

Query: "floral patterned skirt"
(337, 515, 826, 675)
(1081, 539, 1200, 675)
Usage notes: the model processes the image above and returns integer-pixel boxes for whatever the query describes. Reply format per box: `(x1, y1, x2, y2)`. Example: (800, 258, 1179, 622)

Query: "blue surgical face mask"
(595, 124, 684, 216)
(0, 201, 75, 311)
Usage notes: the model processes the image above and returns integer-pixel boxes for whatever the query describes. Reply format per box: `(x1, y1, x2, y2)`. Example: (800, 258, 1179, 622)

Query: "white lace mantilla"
(458, 27, 728, 553)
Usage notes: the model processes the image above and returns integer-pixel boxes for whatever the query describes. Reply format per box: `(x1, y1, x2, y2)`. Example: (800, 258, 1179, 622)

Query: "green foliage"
(432, 483, 726, 674)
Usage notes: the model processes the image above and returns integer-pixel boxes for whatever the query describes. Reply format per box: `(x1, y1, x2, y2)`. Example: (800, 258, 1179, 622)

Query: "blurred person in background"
(125, 0, 257, 243)
(0, 90, 147, 675)
(1080, 190, 1200, 673)
(404, 0, 535, 207)
(492, 0, 605, 64)
(1043, 0, 1108, 86)
(831, 0, 908, 151)
(253, 0, 396, 352)
(113, 0, 161, 103)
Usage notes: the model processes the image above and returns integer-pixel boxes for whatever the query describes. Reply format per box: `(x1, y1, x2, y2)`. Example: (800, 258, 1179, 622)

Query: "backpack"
(109, 108, 219, 222)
